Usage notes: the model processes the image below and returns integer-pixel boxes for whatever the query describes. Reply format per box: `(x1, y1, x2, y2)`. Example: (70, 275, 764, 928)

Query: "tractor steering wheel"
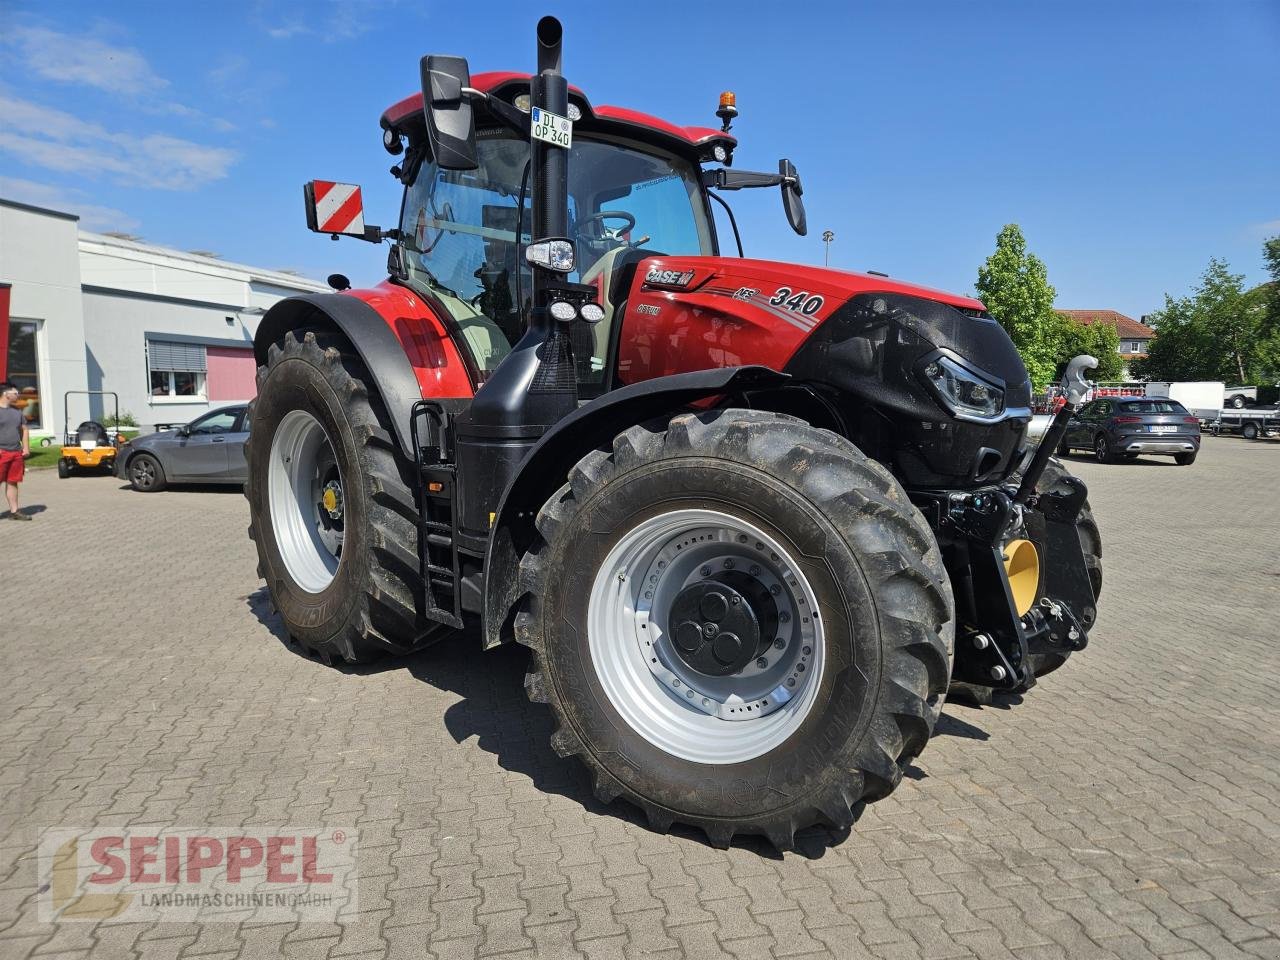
(578, 210, 636, 246)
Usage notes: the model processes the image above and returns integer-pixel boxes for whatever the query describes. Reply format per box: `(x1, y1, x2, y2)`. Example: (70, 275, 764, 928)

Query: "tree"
(1263, 236, 1280, 335)
(1132, 257, 1274, 385)
(1056, 315, 1124, 382)
(976, 225, 1061, 389)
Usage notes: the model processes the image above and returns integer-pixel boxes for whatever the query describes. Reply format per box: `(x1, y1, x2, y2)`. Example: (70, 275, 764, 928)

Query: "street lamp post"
(822, 230, 834, 267)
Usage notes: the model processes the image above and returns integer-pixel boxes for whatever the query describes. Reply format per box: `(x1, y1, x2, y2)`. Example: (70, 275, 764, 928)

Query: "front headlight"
(921, 355, 1005, 420)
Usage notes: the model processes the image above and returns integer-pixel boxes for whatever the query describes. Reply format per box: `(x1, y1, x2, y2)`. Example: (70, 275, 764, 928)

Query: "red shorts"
(0, 450, 24, 483)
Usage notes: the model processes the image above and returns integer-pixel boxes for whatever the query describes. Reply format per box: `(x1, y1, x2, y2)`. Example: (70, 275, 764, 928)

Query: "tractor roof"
(381, 71, 736, 161)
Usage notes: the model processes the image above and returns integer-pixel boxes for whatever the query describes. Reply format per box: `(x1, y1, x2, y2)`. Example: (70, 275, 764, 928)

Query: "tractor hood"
(615, 254, 1033, 488)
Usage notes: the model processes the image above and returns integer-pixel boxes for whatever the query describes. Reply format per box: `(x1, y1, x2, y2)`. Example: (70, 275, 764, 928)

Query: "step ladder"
(410, 400, 464, 629)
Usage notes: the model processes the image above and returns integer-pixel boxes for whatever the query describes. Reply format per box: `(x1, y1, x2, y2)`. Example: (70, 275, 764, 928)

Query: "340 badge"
(769, 288, 824, 316)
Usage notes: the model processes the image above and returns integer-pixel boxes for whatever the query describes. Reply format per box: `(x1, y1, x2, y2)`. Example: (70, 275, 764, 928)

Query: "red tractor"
(246, 17, 1102, 849)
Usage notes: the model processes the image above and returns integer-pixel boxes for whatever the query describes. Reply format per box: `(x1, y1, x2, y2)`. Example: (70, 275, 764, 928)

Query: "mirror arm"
(461, 88, 532, 141)
(328, 225, 398, 245)
(702, 168, 785, 191)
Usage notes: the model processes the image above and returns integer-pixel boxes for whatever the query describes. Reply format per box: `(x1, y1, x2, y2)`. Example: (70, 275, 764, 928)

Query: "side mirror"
(779, 159, 807, 237)
(178, 425, 191, 437)
(421, 55, 478, 171)
(304, 181, 367, 237)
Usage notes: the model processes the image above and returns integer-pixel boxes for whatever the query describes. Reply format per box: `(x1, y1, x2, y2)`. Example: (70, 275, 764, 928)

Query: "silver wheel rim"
(268, 410, 345, 594)
(587, 508, 826, 765)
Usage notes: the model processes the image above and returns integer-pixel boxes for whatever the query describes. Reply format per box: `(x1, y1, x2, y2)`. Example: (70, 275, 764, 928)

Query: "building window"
(5, 320, 42, 429)
(1127, 341, 1142, 353)
(147, 340, 207, 401)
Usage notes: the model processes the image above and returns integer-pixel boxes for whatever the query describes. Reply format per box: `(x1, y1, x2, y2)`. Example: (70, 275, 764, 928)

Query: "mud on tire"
(245, 329, 442, 663)
(514, 408, 954, 850)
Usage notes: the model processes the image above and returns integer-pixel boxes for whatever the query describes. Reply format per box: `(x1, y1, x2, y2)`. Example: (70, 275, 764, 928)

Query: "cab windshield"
(399, 133, 713, 377)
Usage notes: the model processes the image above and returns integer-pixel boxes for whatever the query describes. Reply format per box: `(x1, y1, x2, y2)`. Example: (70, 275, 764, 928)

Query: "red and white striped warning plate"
(310, 181, 365, 236)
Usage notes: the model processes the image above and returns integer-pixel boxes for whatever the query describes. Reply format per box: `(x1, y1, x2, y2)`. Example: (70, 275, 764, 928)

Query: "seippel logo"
(38, 827, 357, 923)
(48, 836, 133, 920)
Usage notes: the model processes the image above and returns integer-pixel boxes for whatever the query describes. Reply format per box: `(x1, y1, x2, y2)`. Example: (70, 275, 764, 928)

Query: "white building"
(1, 197, 327, 441)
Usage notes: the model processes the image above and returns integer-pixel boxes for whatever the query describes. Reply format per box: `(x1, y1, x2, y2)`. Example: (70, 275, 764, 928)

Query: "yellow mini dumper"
(58, 391, 123, 479)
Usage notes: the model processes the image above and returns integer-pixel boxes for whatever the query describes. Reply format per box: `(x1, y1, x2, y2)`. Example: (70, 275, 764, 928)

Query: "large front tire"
(245, 329, 440, 663)
(515, 409, 954, 850)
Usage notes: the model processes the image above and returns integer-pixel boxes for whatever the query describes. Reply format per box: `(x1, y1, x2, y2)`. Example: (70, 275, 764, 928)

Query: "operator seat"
(74, 421, 110, 446)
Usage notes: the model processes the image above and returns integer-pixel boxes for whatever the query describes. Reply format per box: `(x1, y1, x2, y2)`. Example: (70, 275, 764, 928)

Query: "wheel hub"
(320, 480, 344, 520)
(669, 571, 780, 676)
(589, 510, 825, 765)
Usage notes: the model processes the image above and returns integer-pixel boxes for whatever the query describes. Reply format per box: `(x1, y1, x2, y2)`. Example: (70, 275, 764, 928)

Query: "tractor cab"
(377, 74, 735, 392)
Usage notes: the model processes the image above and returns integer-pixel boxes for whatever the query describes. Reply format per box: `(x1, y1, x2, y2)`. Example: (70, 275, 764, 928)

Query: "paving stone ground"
(1, 434, 1278, 959)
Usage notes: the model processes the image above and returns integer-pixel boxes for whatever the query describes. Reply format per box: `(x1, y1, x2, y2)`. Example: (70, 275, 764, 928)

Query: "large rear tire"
(245, 329, 441, 663)
(515, 409, 954, 850)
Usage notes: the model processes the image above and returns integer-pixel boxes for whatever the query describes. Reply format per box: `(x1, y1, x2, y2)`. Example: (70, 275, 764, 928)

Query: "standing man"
(0, 382, 32, 520)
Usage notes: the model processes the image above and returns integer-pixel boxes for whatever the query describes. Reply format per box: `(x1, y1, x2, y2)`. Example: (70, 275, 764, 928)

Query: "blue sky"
(1, 0, 1276, 319)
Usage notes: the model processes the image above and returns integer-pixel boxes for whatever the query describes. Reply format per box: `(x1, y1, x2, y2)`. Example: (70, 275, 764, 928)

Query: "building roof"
(78, 230, 328, 293)
(1059, 309, 1156, 339)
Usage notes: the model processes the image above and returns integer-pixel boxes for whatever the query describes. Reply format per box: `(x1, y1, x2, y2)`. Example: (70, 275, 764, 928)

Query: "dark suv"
(1060, 396, 1201, 465)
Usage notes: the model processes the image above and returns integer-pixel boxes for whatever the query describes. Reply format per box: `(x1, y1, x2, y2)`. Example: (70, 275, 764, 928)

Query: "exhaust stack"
(453, 15, 579, 538)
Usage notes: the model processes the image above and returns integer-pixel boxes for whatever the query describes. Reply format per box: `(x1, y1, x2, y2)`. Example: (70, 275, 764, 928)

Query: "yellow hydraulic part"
(1002, 538, 1040, 617)
(322, 487, 338, 514)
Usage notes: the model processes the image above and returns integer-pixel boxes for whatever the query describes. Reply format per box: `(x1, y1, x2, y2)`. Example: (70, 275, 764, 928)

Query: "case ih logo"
(310, 181, 366, 236)
(38, 827, 357, 923)
(644, 266, 695, 288)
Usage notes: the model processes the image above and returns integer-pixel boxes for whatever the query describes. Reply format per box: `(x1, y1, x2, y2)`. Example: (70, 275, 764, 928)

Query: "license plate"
(1148, 425, 1177, 433)
(530, 107, 572, 149)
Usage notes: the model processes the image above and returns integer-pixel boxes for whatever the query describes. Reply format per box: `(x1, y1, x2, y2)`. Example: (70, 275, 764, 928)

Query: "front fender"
(480, 365, 788, 649)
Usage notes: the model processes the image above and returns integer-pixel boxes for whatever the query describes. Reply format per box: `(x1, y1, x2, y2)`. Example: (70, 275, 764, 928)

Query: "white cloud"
(2, 24, 235, 132)
(0, 176, 140, 232)
(256, 0, 404, 42)
(0, 94, 238, 190)
(4, 26, 165, 96)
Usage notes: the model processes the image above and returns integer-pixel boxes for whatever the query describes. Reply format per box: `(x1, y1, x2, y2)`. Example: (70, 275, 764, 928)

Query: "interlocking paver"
(2, 434, 1278, 958)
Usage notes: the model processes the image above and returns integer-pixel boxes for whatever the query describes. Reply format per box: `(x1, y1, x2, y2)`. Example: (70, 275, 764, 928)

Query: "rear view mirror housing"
(421, 55, 479, 170)
(779, 159, 807, 237)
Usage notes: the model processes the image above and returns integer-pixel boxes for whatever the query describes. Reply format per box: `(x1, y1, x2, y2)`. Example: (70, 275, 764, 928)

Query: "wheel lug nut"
(774, 638, 785, 650)
(730, 596, 740, 606)
(756, 657, 768, 669)
(723, 559, 735, 569)
(769, 584, 781, 596)
(779, 611, 790, 623)
(749, 564, 761, 576)
(700, 566, 711, 577)
(802, 645, 812, 656)
(737, 534, 748, 543)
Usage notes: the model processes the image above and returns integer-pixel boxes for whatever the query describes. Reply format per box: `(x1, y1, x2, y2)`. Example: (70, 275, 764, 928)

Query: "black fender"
(481, 365, 789, 649)
(253, 293, 426, 459)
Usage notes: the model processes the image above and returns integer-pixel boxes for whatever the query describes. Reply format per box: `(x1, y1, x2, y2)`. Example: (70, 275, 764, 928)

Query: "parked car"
(1059, 396, 1201, 465)
(116, 405, 249, 491)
